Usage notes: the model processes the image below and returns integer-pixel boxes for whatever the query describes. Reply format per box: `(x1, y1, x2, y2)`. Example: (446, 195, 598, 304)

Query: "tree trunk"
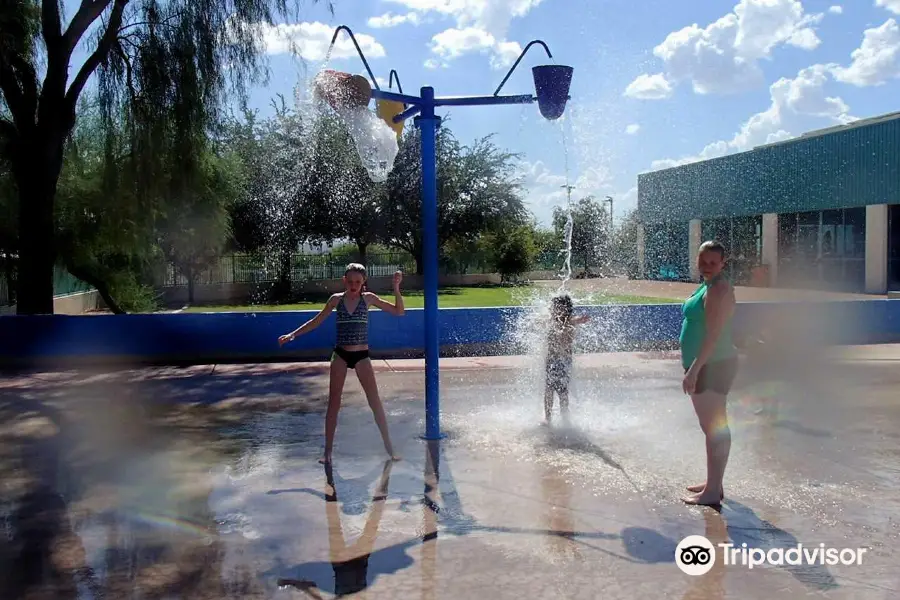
(412, 242, 424, 275)
(2, 254, 15, 306)
(14, 143, 63, 315)
(64, 260, 126, 315)
(356, 241, 368, 265)
(275, 249, 292, 299)
(187, 267, 196, 304)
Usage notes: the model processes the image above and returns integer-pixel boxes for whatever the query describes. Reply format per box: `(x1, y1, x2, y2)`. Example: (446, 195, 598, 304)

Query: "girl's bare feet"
(318, 454, 332, 465)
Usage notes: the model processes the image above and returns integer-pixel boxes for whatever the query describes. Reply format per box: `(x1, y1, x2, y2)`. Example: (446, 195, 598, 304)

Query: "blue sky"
(70, 0, 900, 226)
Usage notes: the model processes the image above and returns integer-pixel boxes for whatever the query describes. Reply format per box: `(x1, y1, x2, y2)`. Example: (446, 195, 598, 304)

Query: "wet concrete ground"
(1, 346, 899, 599)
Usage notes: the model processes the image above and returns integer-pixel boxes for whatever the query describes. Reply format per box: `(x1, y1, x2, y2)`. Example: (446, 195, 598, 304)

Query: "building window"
(778, 208, 866, 291)
(644, 221, 689, 281)
(890, 205, 900, 291)
(701, 215, 761, 284)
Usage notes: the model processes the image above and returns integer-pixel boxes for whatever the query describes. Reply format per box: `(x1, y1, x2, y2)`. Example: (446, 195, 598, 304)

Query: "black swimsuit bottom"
(332, 347, 370, 369)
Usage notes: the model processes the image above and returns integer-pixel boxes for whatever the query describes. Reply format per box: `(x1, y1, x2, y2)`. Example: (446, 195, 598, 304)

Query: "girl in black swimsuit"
(279, 264, 406, 464)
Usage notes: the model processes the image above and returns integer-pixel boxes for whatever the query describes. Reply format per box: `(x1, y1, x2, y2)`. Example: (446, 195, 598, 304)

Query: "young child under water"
(544, 293, 590, 424)
(279, 264, 405, 464)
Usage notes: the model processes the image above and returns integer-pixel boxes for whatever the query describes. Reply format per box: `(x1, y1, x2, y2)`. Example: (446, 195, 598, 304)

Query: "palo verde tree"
(0, 0, 329, 314)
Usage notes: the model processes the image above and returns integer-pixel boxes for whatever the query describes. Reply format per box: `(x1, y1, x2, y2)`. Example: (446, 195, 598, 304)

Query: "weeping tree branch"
(0, 55, 39, 133)
(118, 13, 183, 33)
(112, 43, 137, 102)
(62, 258, 126, 314)
(40, 0, 70, 114)
(0, 118, 14, 140)
(7, 0, 334, 314)
(63, 0, 116, 55)
(66, 0, 128, 111)
(40, 0, 63, 46)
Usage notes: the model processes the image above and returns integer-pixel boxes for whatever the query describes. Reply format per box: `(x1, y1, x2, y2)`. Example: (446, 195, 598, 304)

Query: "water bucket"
(313, 70, 372, 110)
(376, 99, 405, 139)
(532, 65, 573, 120)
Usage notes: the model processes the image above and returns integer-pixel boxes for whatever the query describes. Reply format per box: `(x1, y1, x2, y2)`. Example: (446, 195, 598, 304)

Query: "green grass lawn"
(182, 285, 680, 312)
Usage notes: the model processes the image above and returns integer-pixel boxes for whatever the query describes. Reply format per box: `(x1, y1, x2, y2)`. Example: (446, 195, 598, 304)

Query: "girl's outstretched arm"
(364, 292, 405, 316)
(279, 294, 341, 345)
(363, 271, 405, 316)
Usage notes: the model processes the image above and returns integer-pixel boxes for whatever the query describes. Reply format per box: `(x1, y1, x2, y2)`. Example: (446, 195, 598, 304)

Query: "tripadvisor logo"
(676, 535, 716, 576)
(676, 535, 868, 575)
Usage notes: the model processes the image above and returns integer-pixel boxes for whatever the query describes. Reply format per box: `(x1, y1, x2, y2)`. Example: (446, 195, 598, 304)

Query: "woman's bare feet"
(686, 483, 725, 499)
(682, 488, 723, 506)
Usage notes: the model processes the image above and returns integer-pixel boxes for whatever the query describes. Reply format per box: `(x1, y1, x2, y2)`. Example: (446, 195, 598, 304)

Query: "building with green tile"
(636, 111, 900, 293)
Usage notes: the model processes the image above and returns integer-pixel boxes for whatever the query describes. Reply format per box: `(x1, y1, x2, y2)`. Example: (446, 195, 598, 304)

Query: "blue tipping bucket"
(532, 65, 573, 121)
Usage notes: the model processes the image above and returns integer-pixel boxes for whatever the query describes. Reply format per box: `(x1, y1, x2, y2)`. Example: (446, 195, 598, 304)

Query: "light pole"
(605, 195, 614, 231)
(322, 27, 573, 440)
(561, 184, 576, 204)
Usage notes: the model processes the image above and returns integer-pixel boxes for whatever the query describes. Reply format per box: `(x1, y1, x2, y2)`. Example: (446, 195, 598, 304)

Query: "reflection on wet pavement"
(1, 350, 899, 599)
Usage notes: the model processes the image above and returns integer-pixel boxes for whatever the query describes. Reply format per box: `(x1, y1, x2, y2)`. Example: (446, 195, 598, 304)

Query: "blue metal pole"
(416, 86, 443, 440)
(434, 94, 536, 106)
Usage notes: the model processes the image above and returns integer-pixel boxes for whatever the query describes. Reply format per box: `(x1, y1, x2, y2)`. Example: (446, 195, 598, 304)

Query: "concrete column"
(636, 223, 646, 279)
(866, 204, 889, 294)
(762, 213, 779, 285)
(689, 219, 702, 281)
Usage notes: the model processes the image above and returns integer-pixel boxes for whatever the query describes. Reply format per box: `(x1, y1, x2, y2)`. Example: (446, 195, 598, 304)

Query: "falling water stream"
(559, 123, 575, 290)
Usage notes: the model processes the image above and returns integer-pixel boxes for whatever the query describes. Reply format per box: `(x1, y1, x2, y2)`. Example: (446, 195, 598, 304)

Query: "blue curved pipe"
(492, 40, 554, 96)
(328, 25, 381, 89)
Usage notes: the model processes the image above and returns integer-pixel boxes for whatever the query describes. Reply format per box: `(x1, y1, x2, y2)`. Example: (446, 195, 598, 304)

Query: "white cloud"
(367, 12, 421, 28)
(386, 0, 543, 67)
(517, 160, 614, 225)
(386, 0, 543, 36)
(876, 0, 900, 15)
(242, 21, 386, 60)
(831, 19, 900, 86)
(773, 64, 851, 119)
(828, 5, 843, 14)
(628, 0, 824, 98)
(491, 40, 523, 69)
(625, 123, 641, 135)
(520, 160, 567, 187)
(428, 27, 523, 69)
(650, 64, 852, 170)
(516, 160, 567, 224)
(430, 27, 495, 59)
(624, 73, 673, 99)
(616, 186, 638, 215)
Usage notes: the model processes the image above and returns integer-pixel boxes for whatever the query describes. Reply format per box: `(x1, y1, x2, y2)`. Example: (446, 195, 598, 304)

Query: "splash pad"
(321, 27, 573, 438)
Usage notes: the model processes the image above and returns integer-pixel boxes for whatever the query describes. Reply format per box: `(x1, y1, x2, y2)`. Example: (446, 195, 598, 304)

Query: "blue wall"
(2, 301, 899, 367)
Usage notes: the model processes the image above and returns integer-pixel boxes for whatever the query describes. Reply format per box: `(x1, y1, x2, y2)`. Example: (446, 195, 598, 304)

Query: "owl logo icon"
(676, 535, 716, 576)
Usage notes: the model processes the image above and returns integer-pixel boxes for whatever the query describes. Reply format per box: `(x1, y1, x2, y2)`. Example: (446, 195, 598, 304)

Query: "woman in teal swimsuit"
(680, 241, 738, 506)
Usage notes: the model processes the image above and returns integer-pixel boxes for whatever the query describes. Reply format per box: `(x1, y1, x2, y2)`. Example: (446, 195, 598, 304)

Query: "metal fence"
(159, 250, 573, 288)
(160, 252, 420, 287)
(1, 266, 93, 306)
